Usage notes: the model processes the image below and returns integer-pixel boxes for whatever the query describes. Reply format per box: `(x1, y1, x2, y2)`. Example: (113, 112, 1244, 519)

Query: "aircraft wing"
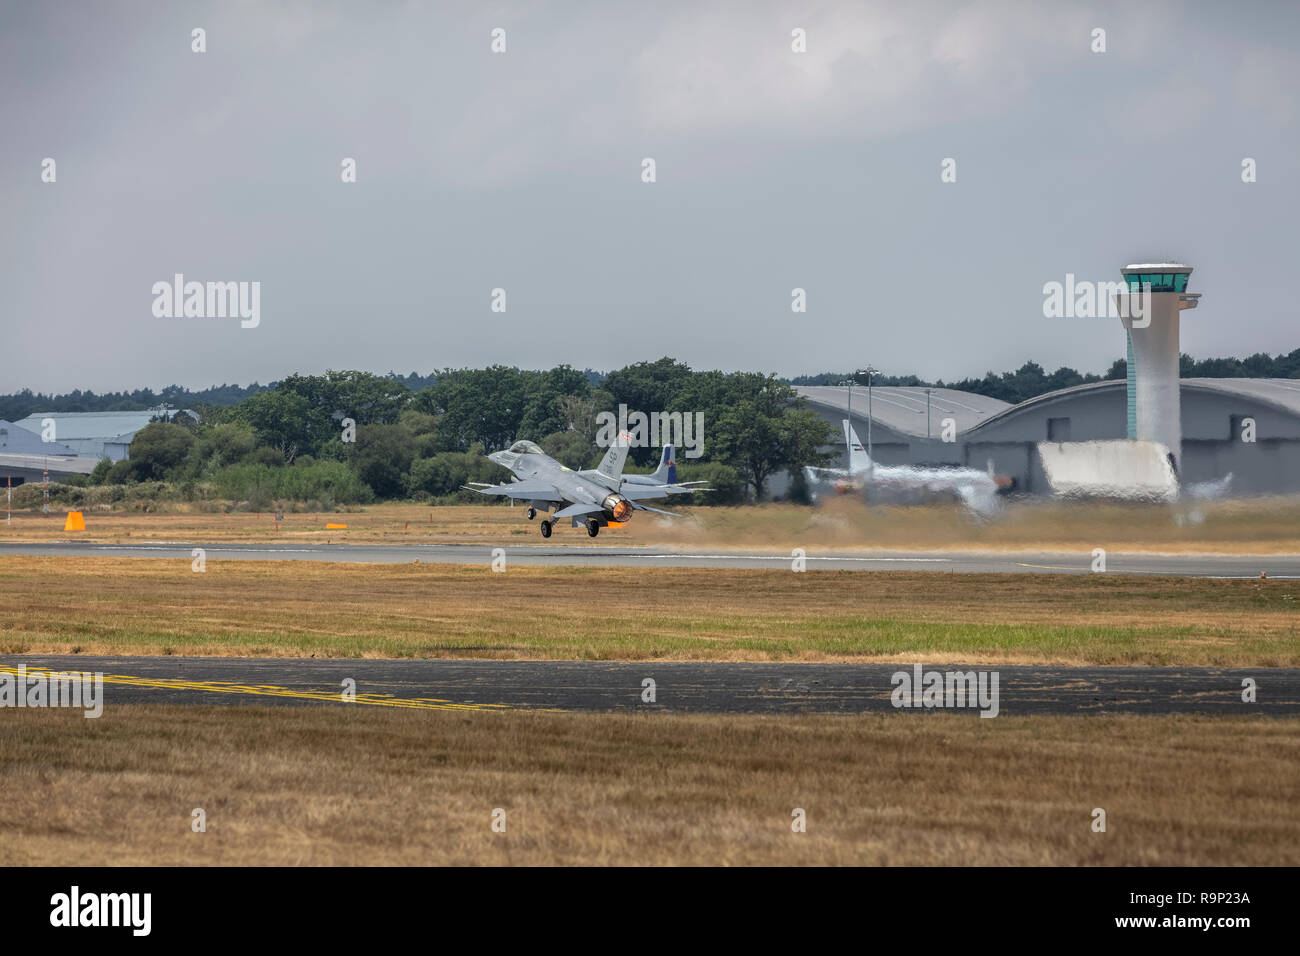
(462, 480, 564, 502)
(632, 501, 684, 517)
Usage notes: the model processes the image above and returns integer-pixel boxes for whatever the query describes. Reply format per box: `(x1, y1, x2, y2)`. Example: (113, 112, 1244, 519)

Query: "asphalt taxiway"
(3, 656, 1294, 715)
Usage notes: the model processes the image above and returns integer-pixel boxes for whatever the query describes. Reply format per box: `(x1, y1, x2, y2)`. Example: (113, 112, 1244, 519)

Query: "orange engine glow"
(603, 494, 633, 522)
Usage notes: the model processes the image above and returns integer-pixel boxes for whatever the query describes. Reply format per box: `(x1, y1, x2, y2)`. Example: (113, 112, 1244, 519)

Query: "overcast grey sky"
(3, 0, 1298, 394)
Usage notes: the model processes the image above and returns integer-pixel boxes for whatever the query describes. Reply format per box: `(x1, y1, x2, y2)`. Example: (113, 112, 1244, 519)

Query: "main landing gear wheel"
(539, 520, 552, 538)
(526, 507, 536, 520)
(586, 519, 600, 538)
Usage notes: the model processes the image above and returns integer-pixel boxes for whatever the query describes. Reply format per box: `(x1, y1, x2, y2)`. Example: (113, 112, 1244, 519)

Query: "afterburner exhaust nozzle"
(603, 494, 632, 521)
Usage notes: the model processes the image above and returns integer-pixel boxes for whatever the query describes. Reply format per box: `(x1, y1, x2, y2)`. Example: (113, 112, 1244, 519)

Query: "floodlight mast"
(838, 378, 856, 468)
(858, 367, 878, 472)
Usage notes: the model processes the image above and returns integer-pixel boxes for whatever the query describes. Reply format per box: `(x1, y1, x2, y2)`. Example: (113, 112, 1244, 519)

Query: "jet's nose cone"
(489, 451, 515, 468)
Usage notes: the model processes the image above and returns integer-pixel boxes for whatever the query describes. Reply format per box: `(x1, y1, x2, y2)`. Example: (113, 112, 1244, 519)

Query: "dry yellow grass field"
(1, 706, 1293, 866)
(1, 556, 1295, 665)
(3, 497, 1299, 552)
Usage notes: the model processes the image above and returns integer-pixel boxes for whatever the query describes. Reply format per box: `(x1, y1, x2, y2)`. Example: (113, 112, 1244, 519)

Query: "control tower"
(1115, 263, 1200, 473)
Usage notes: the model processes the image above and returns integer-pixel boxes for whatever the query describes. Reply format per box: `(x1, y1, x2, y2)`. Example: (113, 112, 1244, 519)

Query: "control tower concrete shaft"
(1115, 263, 1201, 473)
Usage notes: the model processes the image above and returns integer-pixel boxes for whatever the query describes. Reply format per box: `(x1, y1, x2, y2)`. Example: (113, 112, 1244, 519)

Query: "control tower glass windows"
(1124, 273, 1189, 293)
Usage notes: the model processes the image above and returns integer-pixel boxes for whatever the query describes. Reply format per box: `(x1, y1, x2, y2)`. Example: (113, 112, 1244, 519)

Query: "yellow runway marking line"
(0, 666, 553, 712)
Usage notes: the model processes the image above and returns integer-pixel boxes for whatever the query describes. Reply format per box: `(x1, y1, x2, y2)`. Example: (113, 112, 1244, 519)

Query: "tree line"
(9, 349, 1297, 423)
(79, 360, 833, 507)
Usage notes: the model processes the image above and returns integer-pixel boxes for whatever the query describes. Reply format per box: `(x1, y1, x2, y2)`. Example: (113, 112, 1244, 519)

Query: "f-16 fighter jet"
(464, 435, 701, 537)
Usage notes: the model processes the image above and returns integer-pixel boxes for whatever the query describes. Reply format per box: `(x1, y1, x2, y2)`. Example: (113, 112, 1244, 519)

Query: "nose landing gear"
(526, 507, 537, 520)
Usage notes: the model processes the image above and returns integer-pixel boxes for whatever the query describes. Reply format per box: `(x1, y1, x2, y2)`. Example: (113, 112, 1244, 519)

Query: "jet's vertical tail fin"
(596, 431, 632, 481)
(844, 419, 871, 473)
(650, 445, 676, 484)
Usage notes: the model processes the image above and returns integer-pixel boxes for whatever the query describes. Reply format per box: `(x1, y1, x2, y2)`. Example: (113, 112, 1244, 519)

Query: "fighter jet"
(804, 420, 1002, 515)
(464, 434, 700, 537)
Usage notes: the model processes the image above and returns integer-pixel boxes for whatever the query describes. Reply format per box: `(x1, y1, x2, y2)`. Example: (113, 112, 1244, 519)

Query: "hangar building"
(796, 378, 1300, 496)
(796, 259, 1299, 498)
(0, 420, 93, 485)
(12, 408, 196, 462)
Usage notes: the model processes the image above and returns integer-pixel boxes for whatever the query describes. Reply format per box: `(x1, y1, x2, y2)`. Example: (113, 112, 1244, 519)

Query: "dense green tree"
(414, 366, 529, 451)
(126, 422, 196, 481)
(673, 461, 743, 504)
(405, 448, 505, 497)
(555, 389, 615, 446)
(602, 357, 693, 416)
(277, 370, 411, 426)
(88, 458, 112, 486)
(232, 390, 324, 461)
(106, 459, 134, 484)
(518, 365, 592, 438)
(186, 423, 259, 477)
(346, 423, 416, 498)
(705, 374, 834, 499)
(244, 445, 287, 467)
(540, 430, 598, 469)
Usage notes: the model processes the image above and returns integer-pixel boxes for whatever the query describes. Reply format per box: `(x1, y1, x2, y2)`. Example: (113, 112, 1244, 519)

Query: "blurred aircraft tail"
(844, 420, 871, 473)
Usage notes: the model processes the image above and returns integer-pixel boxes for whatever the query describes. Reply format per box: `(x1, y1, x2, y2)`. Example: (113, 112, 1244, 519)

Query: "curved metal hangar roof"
(796, 386, 1011, 438)
(965, 377, 1300, 433)
(798, 379, 1300, 439)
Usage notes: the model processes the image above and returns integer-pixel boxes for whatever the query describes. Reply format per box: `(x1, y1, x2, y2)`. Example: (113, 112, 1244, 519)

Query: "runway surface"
(3, 656, 1294, 715)
(1, 540, 1297, 576)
